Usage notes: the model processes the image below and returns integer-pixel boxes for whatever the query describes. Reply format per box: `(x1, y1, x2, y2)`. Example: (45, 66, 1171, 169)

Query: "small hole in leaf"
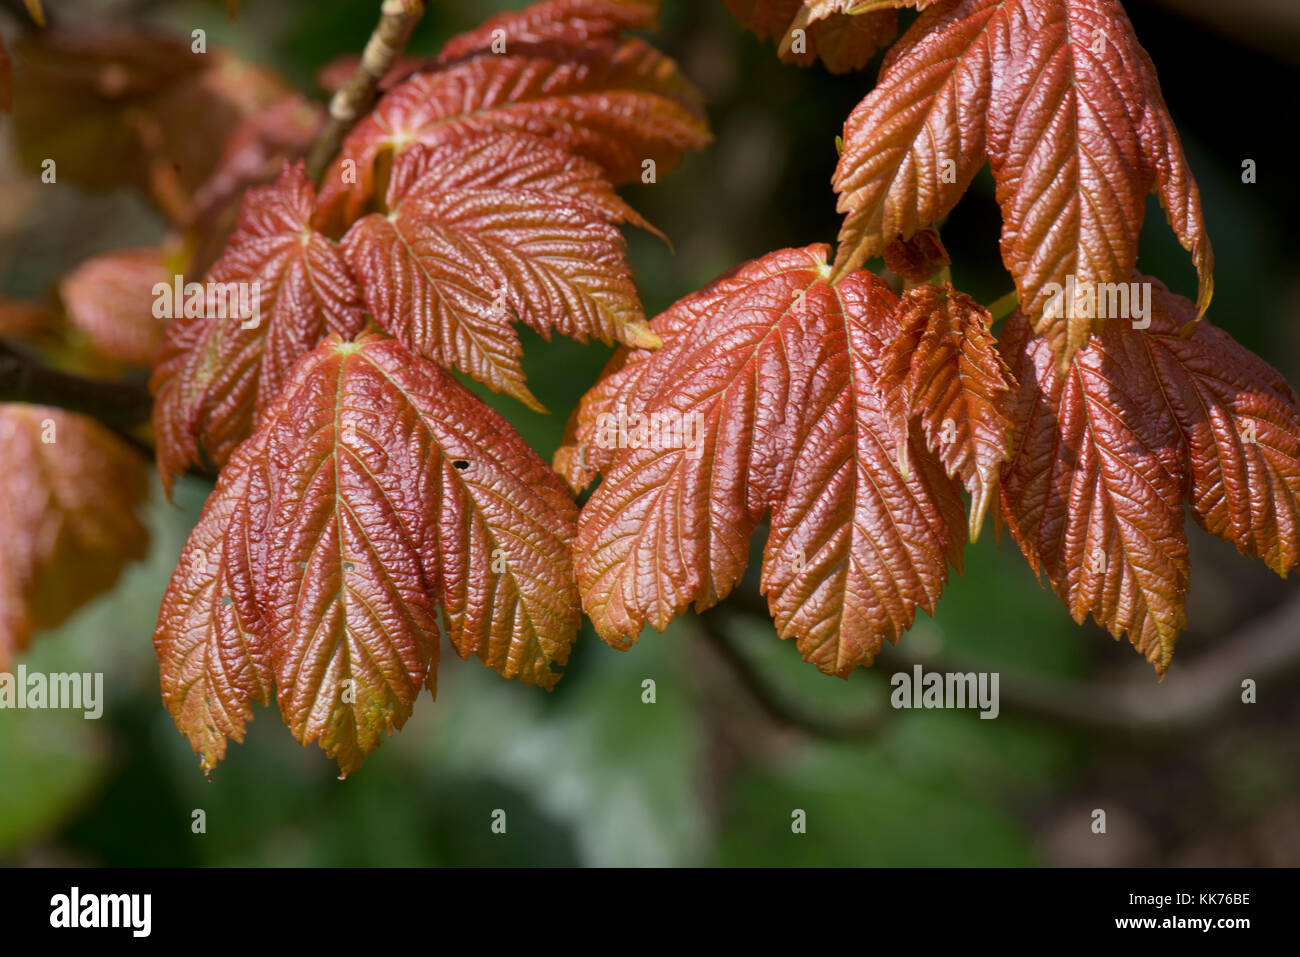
(452, 459, 470, 470)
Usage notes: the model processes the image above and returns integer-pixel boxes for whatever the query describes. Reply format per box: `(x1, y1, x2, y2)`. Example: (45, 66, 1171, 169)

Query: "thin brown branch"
(697, 607, 889, 738)
(304, 0, 427, 183)
(0, 342, 154, 450)
(711, 585, 1300, 737)
(968, 594, 1300, 734)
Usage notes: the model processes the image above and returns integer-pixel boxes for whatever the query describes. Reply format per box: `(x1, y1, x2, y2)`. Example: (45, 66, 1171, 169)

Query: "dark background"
(1, 0, 1298, 866)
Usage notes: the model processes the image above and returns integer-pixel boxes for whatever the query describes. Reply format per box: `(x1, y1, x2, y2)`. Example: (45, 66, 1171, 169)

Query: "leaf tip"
(623, 323, 662, 350)
(827, 258, 855, 287)
(1198, 274, 1215, 318)
(23, 0, 45, 28)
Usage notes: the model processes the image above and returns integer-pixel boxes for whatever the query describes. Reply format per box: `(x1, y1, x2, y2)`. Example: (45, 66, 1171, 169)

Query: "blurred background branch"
(706, 584, 1300, 737)
(0, 341, 153, 442)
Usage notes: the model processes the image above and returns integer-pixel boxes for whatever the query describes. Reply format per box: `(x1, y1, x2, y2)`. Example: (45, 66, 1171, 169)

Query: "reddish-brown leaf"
(257, 343, 441, 773)
(877, 283, 1016, 538)
(150, 162, 364, 491)
(831, 0, 998, 279)
(60, 246, 175, 366)
(436, 0, 661, 63)
(12, 28, 305, 225)
(340, 132, 656, 412)
(1000, 278, 1300, 672)
(762, 274, 967, 676)
(316, 0, 710, 225)
(322, 1, 652, 100)
(155, 332, 580, 774)
(154, 432, 272, 773)
(565, 245, 965, 674)
(185, 95, 325, 274)
(1134, 280, 1300, 577)
(999, 310, 1189, 673)
(724, 0, 919, 73)
(882, 228, 950, 285)
(0, 407, 150, 667)
(832, 0, 1213, 367)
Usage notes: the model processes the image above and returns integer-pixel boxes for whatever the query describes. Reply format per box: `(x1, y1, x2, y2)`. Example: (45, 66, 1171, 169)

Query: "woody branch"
(305, 0, 428, 182)
(0, 343, 153, 434)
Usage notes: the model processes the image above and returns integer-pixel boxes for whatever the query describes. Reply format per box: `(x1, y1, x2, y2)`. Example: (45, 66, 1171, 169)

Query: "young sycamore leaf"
(724, 1, 931, 74)
(340, 131, 659, 413)
(154, 431, 273, 773)
(60, 246, 175, 366)
(155, 332, 580, 775)
(999, 278, 1300, 674)
(312, 0, 658, 108)
(315, 0, 710, 226)
(876, 282, 1017, 539)
(560, 245, 966, 677)
(831, 0, 1213, 367)
(151, 162, 364, 492)
(0, 407, 150, 668)
(12, 26, 313, 227)
(999, 306, 1189, 673)
(881, 228, 951, 285)
(186, 95, 324, 274)
(436, 0, 662, 62)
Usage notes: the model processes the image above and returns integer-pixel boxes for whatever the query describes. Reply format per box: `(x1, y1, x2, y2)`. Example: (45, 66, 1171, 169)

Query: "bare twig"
(304, 0, 427, 183)
(708, 585, 1300, 737)
(697, 607, 890, 738)
(971, 595, 1300, 733)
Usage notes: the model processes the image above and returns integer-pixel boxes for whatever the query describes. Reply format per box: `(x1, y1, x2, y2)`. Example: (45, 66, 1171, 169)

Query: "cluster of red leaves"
(827, 0, 1213, 366)
(150, 0, 711, 774)
(4, 22, 324, 371)
(0, 14, 326, 663)
(560, 249, 1300, 679)
(1000, 281, 1300, 672)
(730, 0, 1213, 363)
(149, 0, 1300, 770)
(590, 0, 1285, 684)
(6, 0, 1295, 780)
